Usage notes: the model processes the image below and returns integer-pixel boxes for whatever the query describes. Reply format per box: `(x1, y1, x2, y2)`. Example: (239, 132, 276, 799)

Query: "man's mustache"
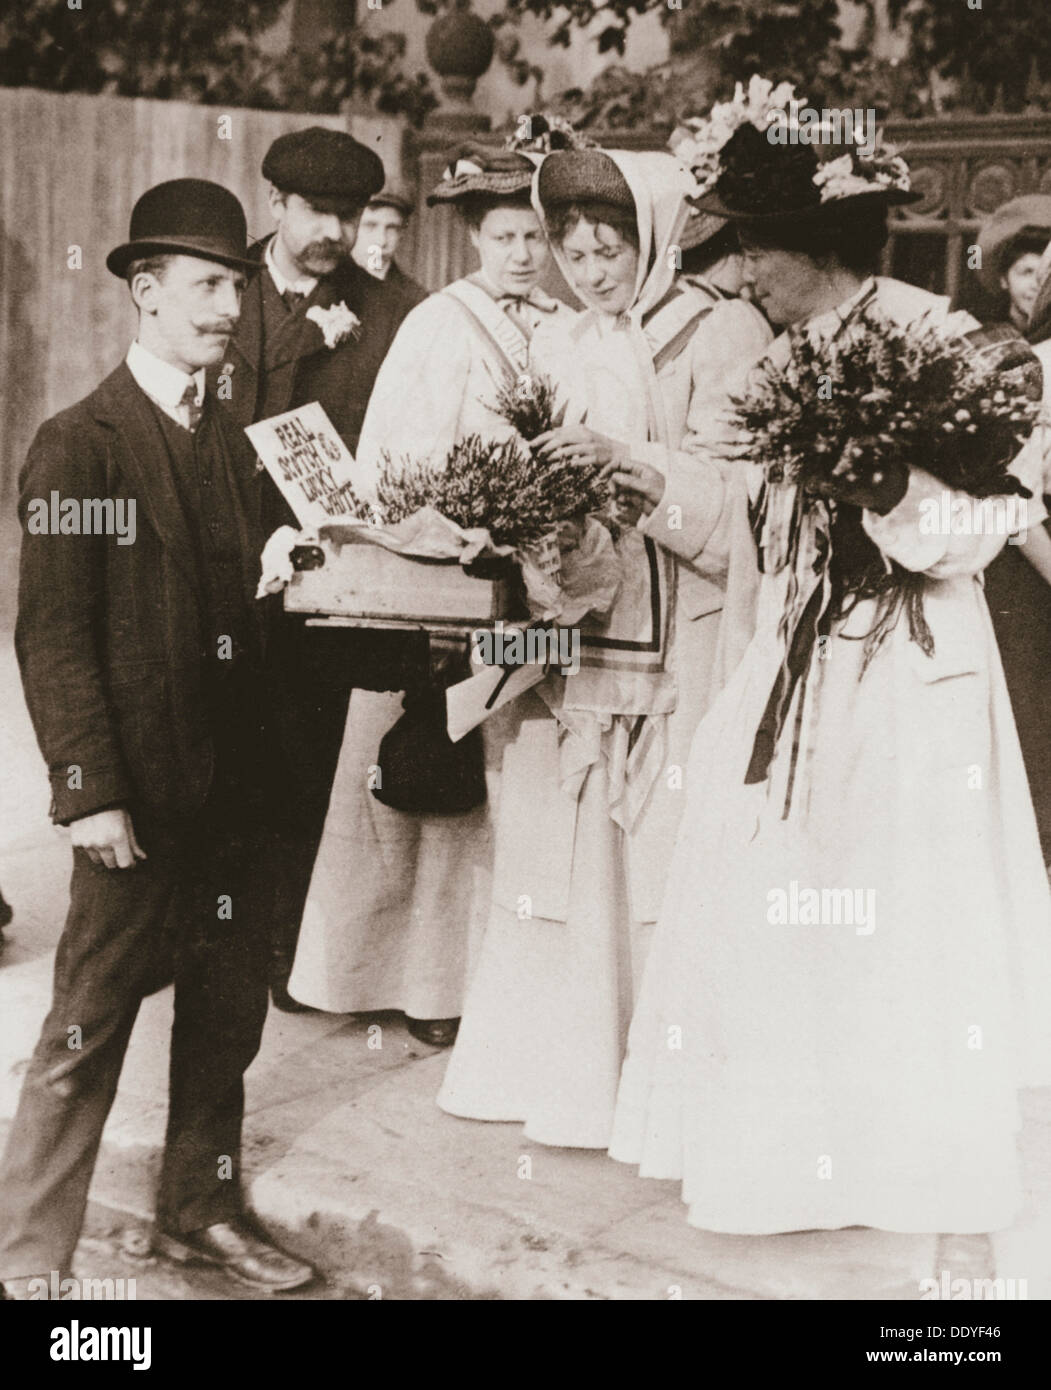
(197, 321, 238, 335)
(303, 240, 345, 259)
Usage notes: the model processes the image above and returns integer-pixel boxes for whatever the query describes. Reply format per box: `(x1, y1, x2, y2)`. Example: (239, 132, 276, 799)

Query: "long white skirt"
(610, 586, 1051, 1234)
(437, 609, 720, 1147)
(287, 690, 499, 1020)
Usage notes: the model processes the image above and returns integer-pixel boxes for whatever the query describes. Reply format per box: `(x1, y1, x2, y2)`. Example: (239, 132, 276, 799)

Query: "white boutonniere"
(306, 301, 361, 349)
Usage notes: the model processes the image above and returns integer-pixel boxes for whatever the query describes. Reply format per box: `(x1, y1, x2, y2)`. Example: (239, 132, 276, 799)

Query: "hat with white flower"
(504, 111, 596, 158)
(426, 142, 537, 206)
(672, 75, 920, 229)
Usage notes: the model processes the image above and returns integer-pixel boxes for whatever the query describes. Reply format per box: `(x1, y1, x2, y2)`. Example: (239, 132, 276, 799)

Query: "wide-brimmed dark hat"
(262, 126, 385, 206)
(536, 148, 635, 214)
(426, 143, 536, 206)
(694, 123, 920, 230)
(106, 178, 258, 278)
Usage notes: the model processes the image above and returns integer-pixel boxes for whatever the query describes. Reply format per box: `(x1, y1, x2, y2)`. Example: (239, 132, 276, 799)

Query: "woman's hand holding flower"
(531, 426, 618, 470)
(604, 458, 666, 523)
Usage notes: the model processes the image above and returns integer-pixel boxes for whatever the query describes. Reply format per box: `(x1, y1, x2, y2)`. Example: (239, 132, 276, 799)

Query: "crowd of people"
(3, 86, 1051, 1297)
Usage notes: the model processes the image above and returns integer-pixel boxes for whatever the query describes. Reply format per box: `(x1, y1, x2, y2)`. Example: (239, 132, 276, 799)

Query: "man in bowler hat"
(215, 126, 423, 1011)
(0, 179, 314, 1296)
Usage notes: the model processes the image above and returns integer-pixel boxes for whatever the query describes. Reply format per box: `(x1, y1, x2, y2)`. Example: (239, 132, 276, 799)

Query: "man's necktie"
(179, 380, 204, 433)
(282, 288, 306, 311)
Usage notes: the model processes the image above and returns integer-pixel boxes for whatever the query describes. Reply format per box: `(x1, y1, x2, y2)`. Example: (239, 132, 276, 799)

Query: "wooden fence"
(0, 88, 366, 511)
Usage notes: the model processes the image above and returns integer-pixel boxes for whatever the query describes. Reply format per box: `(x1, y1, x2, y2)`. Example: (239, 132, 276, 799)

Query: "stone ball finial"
(426, 1, 495, 95)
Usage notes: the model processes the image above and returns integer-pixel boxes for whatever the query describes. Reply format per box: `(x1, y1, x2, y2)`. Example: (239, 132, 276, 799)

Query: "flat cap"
(370, 179, 416, 216)
(536, 149, 635, 213)
(262, 126, 385, 205)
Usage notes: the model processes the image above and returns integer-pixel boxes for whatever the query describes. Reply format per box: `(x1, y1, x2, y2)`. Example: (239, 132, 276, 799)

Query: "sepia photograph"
(0, 0, 1049, 1353)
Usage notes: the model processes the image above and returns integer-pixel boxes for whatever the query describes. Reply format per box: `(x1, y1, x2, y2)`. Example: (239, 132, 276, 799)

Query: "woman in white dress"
(609, 119, 1051, 1234)
(436, 148, 772, 1145)
(287, 144, 575, 1045)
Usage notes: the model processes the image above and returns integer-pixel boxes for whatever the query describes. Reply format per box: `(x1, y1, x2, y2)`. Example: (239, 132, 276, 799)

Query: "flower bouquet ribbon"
(728, 304, 1045, 808)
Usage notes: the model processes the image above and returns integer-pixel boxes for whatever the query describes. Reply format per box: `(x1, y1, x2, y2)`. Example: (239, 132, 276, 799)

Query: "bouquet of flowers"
(353, 433, 609, 550)
(729, 308, 1043, 503)
(488, 368, 567, 443)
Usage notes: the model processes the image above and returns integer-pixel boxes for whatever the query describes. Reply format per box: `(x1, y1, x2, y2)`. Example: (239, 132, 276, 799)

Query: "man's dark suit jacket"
(16, 362, 266, 827)
(213, 236, 411, 460)
(381, 260, 429, 318)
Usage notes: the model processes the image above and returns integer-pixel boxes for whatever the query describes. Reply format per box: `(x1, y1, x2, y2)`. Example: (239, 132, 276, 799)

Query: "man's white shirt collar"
(265, 238, 318, 297)
(126, 340, 205, 424)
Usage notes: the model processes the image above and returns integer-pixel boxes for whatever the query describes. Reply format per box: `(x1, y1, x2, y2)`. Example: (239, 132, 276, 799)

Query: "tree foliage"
(6, 0, 1051, 124)
(504, 0, 1051, 120)
(911, 0, 1051, 112)
(0, 0, 436, 122)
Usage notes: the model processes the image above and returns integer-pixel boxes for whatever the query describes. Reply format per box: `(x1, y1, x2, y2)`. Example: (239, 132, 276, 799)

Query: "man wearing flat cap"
(353, 183, 429, 318)
(0, 179, 315, 1297)
(214, 126, 420, 1012)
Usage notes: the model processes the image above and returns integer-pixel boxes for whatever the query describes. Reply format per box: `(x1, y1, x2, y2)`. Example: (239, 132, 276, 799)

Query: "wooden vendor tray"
(283, 530, 515, 632)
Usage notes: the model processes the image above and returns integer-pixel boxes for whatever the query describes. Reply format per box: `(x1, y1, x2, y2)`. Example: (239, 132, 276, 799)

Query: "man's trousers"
(0, 789, 271, 1282)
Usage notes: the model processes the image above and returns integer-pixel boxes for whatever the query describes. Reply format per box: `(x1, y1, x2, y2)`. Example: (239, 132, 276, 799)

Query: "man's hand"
(70, 807, 147, 870)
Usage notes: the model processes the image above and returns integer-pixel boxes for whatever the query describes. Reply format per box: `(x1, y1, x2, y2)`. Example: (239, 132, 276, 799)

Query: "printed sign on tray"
(245, 401, 360, 527)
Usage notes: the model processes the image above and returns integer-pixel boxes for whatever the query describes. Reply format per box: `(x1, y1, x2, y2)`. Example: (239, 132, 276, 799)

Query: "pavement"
(2, 515, 1051, 1300)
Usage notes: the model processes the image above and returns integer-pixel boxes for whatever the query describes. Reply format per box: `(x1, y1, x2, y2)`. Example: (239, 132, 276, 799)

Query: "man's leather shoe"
(154, 1219, 316, 1292)
(406, 1016, 460, 1048)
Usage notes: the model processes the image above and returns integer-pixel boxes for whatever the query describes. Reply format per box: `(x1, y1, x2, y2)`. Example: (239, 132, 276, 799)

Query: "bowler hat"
(263, 126, 385, 205)
(106, 178, 257, 278)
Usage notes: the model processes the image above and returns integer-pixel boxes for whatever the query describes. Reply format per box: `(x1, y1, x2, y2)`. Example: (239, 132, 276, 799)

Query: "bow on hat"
(443, 157, 486, 182)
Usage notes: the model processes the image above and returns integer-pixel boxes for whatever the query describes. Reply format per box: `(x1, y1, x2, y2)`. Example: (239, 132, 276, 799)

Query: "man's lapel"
(210, 402, 263, 541)
(230, 266, 264, 377)
(90, 363, 203, 602)
(263, 274, 338, 372)
(265, 257, 378, 371)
